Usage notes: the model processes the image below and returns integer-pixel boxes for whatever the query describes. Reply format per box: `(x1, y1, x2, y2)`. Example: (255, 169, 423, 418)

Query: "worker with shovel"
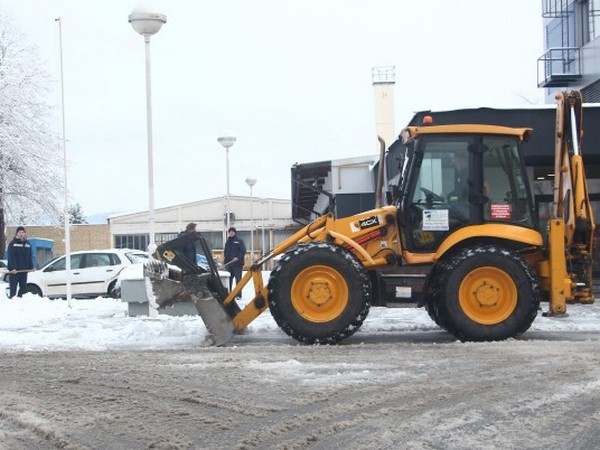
(6, 226, 34, 298)
(224, 227, 246, 298)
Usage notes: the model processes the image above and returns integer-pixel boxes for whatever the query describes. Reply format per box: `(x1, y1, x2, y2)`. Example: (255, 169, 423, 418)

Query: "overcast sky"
(1, 1, 545, 218)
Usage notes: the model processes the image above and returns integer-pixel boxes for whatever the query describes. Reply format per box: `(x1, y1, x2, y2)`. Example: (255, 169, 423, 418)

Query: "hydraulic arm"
(546, 91, 596, 315)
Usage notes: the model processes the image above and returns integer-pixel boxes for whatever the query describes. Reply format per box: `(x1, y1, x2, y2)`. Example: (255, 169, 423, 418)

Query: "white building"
(108, 195, 298, 258)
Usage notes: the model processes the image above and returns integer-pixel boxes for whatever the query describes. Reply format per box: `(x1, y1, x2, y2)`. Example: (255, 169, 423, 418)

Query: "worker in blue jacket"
(6, 226, 34, 298)
(223, 227, 245, 298)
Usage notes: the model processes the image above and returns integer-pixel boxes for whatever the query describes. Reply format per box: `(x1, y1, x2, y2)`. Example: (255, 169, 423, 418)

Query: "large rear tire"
(267, 243, 371, 344)
(432, 245, 540, 341)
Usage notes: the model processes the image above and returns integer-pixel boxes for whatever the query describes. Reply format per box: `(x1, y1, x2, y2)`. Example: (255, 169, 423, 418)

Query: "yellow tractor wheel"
(268, 243, 371, 344)
(431, 245, 540, 341)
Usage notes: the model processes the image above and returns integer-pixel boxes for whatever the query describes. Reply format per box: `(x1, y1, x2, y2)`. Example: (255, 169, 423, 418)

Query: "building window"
(157, 233, 177, 245)
(114, 234, 148, 251)
(545, 3, 576, 48)
(588, 0, 600, 41)
(201, 231, 223, 251)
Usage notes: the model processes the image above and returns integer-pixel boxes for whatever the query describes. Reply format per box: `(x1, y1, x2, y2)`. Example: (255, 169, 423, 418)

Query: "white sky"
(1, 1, 546, 218)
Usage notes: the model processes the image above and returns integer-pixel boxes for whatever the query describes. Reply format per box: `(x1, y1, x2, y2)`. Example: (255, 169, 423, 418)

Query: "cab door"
(402, 135, 479, 253)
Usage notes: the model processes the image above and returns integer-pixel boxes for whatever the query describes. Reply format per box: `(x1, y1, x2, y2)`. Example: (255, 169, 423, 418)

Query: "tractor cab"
(395, 124, 537, 253)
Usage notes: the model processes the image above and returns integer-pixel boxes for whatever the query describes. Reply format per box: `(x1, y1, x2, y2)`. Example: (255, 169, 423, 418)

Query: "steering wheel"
(420, 187, 444, 203)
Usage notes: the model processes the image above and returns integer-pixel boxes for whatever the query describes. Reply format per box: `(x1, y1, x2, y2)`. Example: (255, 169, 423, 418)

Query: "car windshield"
(126, 252, 148, 264)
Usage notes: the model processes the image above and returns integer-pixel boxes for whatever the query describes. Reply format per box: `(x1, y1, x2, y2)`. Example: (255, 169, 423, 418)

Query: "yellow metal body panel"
(402, 224, 543, 265)
(435, 224, 543, 259)
(403, 124, 531, 141)
(545, 220, 570, 315)
(328, 205, 403, 264)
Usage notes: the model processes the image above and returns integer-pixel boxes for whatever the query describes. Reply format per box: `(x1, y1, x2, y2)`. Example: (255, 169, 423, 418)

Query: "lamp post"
(129, 6, 166, 255)
(218, 133, 236, 235)
(245, 177, 257, 259)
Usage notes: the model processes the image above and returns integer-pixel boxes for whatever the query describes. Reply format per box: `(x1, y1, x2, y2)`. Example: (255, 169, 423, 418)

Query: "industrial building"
(107, 195, 297, 259)
(538, 0, 600, 101)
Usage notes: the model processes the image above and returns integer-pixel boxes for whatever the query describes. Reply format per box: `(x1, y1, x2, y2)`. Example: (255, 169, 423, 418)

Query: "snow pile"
(0, 280, 598, 352)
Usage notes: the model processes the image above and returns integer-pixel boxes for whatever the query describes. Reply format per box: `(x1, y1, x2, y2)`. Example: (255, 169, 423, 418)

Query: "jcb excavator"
(145, 91, 595, 346)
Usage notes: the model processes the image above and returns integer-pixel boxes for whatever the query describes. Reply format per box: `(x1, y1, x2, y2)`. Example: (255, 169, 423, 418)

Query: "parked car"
(24, 249, 147, 299)
(1, 260, 9, 284)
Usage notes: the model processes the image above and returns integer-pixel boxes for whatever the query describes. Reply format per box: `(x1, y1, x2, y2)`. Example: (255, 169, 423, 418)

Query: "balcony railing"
(542, 0, 572, 18)
(537, 47, 582, 88)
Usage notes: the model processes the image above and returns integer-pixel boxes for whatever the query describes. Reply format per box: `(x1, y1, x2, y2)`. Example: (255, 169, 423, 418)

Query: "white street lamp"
(245, 177, 257, 260)
(129, 5, 166, 255)
(218, 133, 236, 235)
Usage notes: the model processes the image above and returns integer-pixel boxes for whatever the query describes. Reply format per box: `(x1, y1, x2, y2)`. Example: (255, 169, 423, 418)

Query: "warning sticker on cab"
(490, 204, 511, 220)
(422, 209, 449, 231)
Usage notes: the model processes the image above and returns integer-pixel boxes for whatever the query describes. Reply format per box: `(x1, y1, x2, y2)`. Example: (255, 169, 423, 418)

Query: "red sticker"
(491, 204, 511, 220)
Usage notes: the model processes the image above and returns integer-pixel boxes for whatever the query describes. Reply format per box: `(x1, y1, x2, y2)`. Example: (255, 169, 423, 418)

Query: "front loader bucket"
(190, 290, 236, 347)
(144, 259, 236, 346)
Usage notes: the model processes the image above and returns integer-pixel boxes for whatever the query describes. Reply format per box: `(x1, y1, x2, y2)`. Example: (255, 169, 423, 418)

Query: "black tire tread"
(431, 245, 540, 341)
(267, 243, 371, 344)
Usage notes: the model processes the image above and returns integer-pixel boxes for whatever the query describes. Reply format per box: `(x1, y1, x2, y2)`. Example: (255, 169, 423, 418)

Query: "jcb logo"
(358, 215, 380, 229)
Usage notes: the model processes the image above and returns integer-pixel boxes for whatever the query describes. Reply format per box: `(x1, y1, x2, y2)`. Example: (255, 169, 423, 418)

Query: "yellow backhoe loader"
(145, 91, 595, 346)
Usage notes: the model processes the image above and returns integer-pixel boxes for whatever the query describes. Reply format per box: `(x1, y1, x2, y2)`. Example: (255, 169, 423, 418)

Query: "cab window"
(405, 136, 474, 251)
(482, 137, 534, 227)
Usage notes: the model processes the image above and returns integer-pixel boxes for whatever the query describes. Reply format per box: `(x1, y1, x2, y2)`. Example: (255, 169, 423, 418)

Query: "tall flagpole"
(55, 17, 72, 307)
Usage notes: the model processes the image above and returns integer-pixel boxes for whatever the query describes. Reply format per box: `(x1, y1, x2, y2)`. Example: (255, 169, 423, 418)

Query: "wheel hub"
(459, 266, 517, 325)
(473, 281, 499, 307)
(307, 281, 331, 306)
(291, 265, 348, 323)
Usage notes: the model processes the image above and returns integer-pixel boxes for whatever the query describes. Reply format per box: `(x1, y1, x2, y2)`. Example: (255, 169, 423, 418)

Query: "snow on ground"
(0, 279, 598, 352)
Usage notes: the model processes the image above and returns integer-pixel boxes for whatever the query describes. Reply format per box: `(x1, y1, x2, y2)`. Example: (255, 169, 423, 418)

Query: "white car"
(1, 260, 9, 285)
(25, 249, 147, 299)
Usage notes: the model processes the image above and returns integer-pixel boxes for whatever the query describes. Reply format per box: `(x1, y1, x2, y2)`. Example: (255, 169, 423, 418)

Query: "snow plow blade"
(144, 261, 236, 346)
(144, 233, 239, 346)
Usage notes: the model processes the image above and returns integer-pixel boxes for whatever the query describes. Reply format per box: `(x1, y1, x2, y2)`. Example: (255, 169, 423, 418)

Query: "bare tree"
(0, 13, 62, 257)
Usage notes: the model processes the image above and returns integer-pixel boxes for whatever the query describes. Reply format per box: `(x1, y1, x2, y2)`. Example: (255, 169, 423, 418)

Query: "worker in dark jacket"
(223, 227, 245, 298)
(177, 222, 198, 267)
(6, 226, 34, 298)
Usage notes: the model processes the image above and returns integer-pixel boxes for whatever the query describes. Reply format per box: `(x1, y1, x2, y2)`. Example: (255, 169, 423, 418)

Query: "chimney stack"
(372, 66, 396, 150)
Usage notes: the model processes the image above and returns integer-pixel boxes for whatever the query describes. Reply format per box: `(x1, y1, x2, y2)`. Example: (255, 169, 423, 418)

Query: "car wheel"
(107, 280, 119, 298)
(27, 284, 43, 297)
